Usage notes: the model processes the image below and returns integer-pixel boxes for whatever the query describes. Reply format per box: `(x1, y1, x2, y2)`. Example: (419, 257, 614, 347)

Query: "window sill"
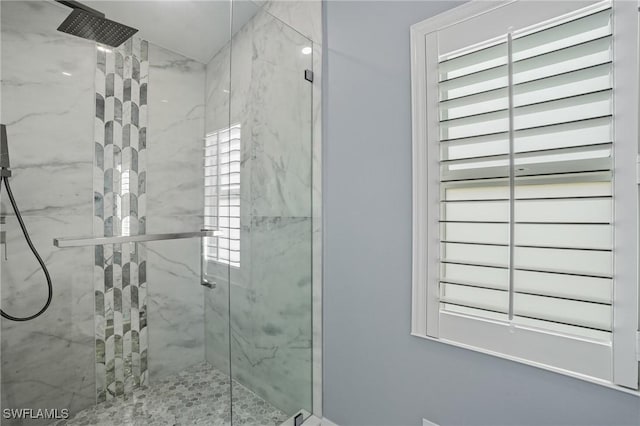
(410, 330, 640, 397)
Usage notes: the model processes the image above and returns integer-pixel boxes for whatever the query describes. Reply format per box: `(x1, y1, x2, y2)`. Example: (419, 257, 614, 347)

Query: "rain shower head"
(56, 1, 138, 48)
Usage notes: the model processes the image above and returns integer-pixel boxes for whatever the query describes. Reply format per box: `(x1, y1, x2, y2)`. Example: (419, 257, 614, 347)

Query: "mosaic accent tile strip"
(54, 362, 288, 426)
(94, 37, 149, 402)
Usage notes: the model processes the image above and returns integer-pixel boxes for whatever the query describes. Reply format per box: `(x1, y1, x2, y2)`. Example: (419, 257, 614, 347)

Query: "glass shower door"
(225, 2, 314, 424)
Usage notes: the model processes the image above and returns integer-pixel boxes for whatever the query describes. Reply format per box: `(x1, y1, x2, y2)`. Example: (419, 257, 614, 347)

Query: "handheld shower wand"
(1, 124, 9, 171)
(0, 124, 53, 321)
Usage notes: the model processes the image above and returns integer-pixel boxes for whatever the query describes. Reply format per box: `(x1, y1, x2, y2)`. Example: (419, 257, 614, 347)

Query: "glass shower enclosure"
(0, 0, 316, 425)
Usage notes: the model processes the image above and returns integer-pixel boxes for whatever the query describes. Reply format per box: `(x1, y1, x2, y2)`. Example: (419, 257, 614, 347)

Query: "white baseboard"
(423, 418, 440, 426)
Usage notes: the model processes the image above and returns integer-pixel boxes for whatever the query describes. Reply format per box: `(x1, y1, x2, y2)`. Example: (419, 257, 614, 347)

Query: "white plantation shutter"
(438, 5, 613, 342)
(204, 124, 241, 267)
(411, 0, 639, 389)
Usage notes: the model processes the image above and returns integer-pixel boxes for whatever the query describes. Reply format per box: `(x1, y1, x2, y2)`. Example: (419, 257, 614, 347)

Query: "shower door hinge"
(304, 69, 314, 83)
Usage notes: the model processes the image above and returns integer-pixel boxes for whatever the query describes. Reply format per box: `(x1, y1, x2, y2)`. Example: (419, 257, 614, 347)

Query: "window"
(204, 124, 241, 267)
(411, 0, 639, 391)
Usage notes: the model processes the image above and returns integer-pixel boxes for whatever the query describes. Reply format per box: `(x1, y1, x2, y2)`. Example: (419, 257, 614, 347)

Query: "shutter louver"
(204, 124, 241, 267)
(437, 5, 613, 342)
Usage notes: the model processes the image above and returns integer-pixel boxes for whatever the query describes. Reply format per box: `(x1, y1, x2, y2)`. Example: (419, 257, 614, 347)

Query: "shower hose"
(0, 175, 53, 321)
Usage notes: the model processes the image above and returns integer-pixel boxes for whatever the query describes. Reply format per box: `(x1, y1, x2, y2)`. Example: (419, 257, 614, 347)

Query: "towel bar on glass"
(53, 230, 222, 248)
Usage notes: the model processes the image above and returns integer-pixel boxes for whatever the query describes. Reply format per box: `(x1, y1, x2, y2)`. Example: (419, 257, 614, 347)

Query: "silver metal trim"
(53, 230, 222, 248)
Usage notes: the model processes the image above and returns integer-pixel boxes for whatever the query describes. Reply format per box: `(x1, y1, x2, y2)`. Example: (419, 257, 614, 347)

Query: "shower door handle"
(53, 230, 222, 248)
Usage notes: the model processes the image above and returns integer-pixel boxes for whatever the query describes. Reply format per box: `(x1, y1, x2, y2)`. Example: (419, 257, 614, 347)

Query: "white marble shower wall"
(1, 1, 209, 423)
(204, 1, 321, 417)
(0, 2, 95, 425)
(145, 43, 206, 382)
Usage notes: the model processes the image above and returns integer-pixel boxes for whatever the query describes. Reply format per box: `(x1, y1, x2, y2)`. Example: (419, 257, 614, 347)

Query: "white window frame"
(410, 0, 640, 393)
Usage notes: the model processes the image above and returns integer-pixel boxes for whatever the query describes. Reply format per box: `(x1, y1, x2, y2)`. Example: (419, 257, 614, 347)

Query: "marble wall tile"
(1, 2, 96, 424)
(229, 216, 312, 415)
(146, 215, 204, 381)
(145, 44, 207, 383)
(207, 6, 315, 219)
(204, 274, 230, 375)
(261, 0, 322, 44)
(147, 44, 205, 217)
(205, 38, 231, 133)
(209, 8, 314, 219)
(248, 55, 312, 218)
(0, 1, 94, 217)
(250, 9, 313, 219)
(251, 8, 315, 72)
(1, 216, 94, 426)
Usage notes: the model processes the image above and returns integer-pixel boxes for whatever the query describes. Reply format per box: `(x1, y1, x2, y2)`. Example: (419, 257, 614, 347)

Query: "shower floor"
(53, 362, 288, 426)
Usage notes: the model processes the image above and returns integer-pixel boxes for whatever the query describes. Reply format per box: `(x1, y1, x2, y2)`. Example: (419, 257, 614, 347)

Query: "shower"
(55, 0, 138, 47)
(0, 124, 53, 322)
(0, 0, 140, 321)
(0, 0, 320, 424)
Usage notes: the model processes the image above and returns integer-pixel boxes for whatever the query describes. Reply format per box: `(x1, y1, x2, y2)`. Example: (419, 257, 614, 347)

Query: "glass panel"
(224, 1, 314, 424)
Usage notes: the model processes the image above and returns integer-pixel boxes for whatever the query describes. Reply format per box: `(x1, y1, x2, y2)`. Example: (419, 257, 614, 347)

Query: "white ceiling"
(63, 1, 259, 63)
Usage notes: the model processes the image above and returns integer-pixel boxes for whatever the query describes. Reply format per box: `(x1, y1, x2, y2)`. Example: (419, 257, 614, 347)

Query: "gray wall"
(322, 1, 640, 425)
